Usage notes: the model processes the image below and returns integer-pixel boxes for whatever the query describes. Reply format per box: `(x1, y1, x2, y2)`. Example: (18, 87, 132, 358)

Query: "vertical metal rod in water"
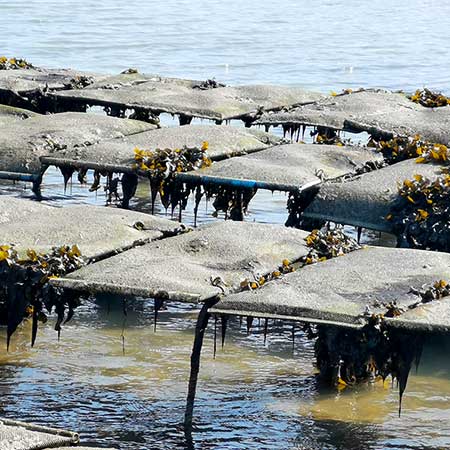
(184, 298, 218, 430)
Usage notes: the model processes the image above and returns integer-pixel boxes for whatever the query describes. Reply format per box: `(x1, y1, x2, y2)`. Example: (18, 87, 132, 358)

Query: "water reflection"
(0, 299, 449, 449)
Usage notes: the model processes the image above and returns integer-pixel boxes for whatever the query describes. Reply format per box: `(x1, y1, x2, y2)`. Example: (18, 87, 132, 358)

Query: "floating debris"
(0, 244, 85, 349)
(410, 88, 450, 108)
(388, 172, 450, 250)
(0, 56, 34, 70)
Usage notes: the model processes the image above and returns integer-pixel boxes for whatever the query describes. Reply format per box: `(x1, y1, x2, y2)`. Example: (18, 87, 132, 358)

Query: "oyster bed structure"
(38, 124, 279, 210)
(0, 197, 181, 260)
(0, 64, 105, 112)
(49, 71, 325, 124)
(303, 159, 443, 232)
(0, 418, 78, 450)
(0, 104, 38, 126)
(256, 89, 450, 145)
(2, 63, 450, 430)
(0, 110, 153, 192)
(178, 143, 383, 222)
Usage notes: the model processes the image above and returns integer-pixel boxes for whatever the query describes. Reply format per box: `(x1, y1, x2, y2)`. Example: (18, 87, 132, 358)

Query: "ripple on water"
(1, 1, 450, 446)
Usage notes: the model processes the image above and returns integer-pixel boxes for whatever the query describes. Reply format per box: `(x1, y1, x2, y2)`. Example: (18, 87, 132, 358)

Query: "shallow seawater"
(1, 0, 450, 448)
(1, 304, 450, 450)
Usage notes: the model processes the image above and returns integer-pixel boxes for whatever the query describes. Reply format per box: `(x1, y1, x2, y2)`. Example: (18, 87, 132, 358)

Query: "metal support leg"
(184, 298, 218, 430)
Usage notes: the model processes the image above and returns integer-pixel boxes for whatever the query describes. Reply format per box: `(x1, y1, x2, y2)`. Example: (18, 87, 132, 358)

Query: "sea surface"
(0, 1, 450, 449)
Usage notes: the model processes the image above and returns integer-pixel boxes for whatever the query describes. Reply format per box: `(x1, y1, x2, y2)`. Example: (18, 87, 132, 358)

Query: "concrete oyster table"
(50, 71, 324, 124)
(211, 246, 450, 332)
(40, 124, 280, 173)
(256, 89, 450, 144)
(50, 221, 310, 301)
(0, 111, 154, 190)
(178, 142, 382, 193)
(303, 159, 443, 232)
(0, 197, 182, 261)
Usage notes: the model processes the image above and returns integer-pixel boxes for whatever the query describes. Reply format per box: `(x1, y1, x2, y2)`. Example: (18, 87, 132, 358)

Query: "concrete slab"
(0, 197, 181, 261)
(391, 297, 450, 333)
(51, 221, 310, 302)
(40, 124, 280, 174)
(256, 90, 450, 144)
(0, 104, 38, 127)
(0, 418, 78, 450)
(303, 159, 443, 232)
(0, 67, 104, 96)
(52, 79, 324, 122)
(210, 246, 450, 332)
(86, 71, 200, 89)
(0, 112, 154, 176)
(178, 143, 383, 192)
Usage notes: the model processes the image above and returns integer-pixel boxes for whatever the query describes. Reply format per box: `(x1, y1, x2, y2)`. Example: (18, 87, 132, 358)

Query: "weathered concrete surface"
(211, 246, 450, 332)
(52, 78, 324, 122)
(303, 159, 443, 232)
(40, 124, 280, 173)
(391, 297, 450, 333)
(0, 104, 38, 126)
(0, 197, 180, 261)
(86, 71, 200, 89)
(178, 143, 383, 192)
(0, 112, 154, 175)
(0, 67, 104, 95)
(0, 418, 78, 450)
(256, 90, 450, 144)
(51, 221, 310, 302)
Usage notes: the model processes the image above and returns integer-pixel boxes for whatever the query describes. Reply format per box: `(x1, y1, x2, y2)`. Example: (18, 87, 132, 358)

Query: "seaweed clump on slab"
(387, 171, 450, 251)
(0, 245, 84, 349)
(300, 228, 361, 265)
(0, 56, 34, 70)
(133, 141, 212, 216)
(369, 134, 449, 165)
(193, 79, 226, 90)
(410, 88, 450, 107)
